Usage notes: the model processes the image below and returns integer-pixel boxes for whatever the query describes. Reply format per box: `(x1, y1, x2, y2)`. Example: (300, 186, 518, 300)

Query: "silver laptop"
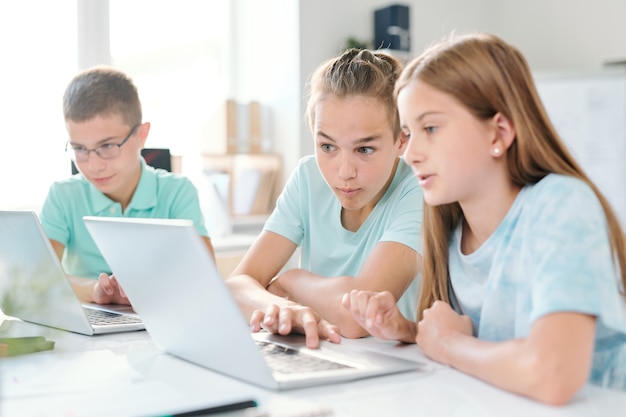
(83, 216, 427, 390)
(0, 211, 144, 335)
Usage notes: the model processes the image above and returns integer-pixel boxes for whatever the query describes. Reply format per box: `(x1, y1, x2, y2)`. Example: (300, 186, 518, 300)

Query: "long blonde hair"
(395, 32, 626, 320)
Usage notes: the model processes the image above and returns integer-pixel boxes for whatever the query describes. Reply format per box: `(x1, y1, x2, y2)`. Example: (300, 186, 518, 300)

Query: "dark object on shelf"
(374, 4, 411, 52)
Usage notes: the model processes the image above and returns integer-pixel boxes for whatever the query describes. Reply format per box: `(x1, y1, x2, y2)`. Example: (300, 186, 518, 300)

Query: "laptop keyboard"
(256, 341, 354, 374)
(84, 307, 142, 326)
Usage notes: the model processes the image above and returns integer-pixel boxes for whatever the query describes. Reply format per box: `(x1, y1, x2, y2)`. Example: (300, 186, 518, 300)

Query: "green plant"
(344, 36, 370, 51)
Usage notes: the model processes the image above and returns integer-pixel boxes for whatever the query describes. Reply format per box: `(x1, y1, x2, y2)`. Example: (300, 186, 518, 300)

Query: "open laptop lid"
(0, 211, 97, 334)
(83, 216, 425, 390)
(0, 211, 143, 335)
(83, 216, 277, 387)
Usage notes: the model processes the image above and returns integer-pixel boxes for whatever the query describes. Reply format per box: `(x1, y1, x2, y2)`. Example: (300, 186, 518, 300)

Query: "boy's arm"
(201, 236, 215, 259)
(66, 275, 97, 303)
(49, 239, 129, 305)
(271, 241, 420, 338)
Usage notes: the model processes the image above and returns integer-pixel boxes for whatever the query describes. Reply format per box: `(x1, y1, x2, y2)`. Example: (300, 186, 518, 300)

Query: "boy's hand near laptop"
(93, 273, 129, 305)
(50, 239, 131, 305)
(66, 274, 130, 305)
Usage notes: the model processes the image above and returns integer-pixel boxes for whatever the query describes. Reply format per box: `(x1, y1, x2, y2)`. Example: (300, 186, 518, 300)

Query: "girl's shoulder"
(518, 174, 605, 228)
(525, 174, 597, 207)
(532, 173, 588, 190)
(282, 154, 317, 179)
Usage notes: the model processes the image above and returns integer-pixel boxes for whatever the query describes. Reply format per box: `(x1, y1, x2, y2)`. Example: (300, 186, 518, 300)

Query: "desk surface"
(211, 233, 258, 253)
(1, 316, 626, 417)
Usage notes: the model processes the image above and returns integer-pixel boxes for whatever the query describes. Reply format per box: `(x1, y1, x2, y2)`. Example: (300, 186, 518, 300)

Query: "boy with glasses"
(40, 66, 214, 305)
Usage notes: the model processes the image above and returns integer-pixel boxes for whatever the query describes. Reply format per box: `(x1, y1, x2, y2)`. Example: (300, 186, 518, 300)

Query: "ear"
(395, 131, 409, 156)
(490, 112, 515, 157)
(137, 122, 151, 148)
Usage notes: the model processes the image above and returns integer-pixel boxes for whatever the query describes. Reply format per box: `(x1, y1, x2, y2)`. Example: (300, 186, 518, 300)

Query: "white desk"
(1, 317, 626, 417)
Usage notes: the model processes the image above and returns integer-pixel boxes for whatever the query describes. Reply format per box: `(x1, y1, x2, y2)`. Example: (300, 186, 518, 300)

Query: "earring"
(493, 147, 501, 156)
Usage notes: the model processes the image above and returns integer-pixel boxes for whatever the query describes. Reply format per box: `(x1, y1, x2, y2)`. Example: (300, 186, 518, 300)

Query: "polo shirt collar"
(88, 158, 158, 214)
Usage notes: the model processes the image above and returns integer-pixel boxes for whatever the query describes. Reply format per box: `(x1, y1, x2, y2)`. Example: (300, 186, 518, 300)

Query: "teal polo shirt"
(40, 159, 209, 279)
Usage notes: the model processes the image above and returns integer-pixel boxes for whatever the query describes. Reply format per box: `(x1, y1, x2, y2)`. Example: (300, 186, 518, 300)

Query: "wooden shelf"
(202, 153, 281, 218)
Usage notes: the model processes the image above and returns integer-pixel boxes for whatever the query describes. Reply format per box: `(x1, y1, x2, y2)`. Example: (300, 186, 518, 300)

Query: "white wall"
(298, 0, 378, 160)
(395, 0, 626, 71)
(409, 0, 494, 53)
(493, 0, 626, 71)
(295, 0, 493, 163)
(287, 0, 626, 171)
(227, 0, 301, 187)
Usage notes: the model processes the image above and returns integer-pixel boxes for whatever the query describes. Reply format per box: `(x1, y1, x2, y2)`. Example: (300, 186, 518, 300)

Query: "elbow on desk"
(530, 378, 584, 406)
(521, 352, 588, 406)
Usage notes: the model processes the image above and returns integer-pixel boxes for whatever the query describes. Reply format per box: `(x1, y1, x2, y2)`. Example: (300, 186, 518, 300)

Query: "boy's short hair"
(63, 66, 142, 126)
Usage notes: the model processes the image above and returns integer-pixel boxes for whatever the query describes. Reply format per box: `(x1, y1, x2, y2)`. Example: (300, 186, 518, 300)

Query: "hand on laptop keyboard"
(92, 273, 131, 306)
(250, 304, 341, 349)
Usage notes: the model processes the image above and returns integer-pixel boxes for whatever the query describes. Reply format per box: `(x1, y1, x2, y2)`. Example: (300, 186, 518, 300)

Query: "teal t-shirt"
(263, 155, 423, 319)
(40, 159, 209, 279)
(449, 174, 626, 390)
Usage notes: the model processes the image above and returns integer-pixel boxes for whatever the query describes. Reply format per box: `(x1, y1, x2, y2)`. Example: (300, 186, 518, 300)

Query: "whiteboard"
(534, 70, 626, 229)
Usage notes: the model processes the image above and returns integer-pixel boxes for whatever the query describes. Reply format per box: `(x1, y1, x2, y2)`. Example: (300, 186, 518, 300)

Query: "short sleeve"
(164, 176, 209, 237)
(263, 158, 308, 246)
(378, 170, 423, 253)
(40, 182, 71, 246)
(524, 176, 626, 335)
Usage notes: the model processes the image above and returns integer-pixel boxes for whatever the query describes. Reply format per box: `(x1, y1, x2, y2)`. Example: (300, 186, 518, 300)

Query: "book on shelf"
(202, 153, 281, 217)
(204, 99, 271, 154)
(204, 99, 239, 154)
(250, 169, 278, 215)
(248, 100, 260, 153)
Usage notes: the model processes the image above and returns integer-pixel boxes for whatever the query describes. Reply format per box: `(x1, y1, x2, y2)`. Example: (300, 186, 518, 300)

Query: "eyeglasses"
(65, 124, 139, 162)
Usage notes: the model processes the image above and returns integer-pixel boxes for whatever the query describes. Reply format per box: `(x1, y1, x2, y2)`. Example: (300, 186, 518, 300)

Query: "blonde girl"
(343, 32, 626, 405)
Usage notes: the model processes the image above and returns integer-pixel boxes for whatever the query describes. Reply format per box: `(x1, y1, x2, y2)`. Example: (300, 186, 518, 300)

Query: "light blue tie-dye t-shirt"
(448, 174, 626, 390)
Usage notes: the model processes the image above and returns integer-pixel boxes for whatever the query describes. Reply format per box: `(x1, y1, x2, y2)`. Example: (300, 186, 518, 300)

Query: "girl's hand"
(416, 300, 473, 364)
(250, 304, 341, 349)
(342, 290, 416, 343)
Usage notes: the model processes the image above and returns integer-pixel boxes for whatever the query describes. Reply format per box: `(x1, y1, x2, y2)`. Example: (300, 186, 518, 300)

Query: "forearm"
(277, 270, 368, 338)
(68, 275, 96, 303)
(393, 319, 418, 344)
(440, 333, 585, 405)
(52, 241, 97, 302)
(226, 274, 298, 320)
